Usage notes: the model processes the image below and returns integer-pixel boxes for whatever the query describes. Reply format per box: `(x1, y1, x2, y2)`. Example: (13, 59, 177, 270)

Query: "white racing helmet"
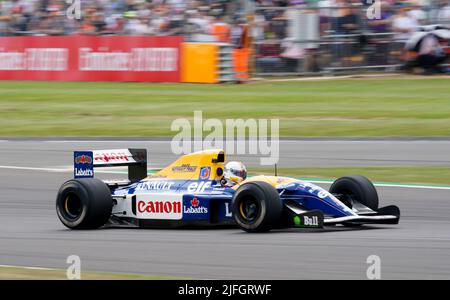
(222, 161, 247, 187)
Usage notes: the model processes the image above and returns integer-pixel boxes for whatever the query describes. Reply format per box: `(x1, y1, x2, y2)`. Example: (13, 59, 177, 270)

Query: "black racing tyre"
(56, 178, 112, 229)
(329, 175, 379, 211)
(232, 181, 282, 233)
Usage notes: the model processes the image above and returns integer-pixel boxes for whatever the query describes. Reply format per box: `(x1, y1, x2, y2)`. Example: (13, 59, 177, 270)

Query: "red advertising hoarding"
(0, 36, 183, 82)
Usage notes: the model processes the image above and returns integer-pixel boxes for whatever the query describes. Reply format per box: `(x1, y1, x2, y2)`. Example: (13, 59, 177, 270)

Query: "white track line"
(42, 140, 171, 143)
(307, 180, 450, 191)
(0, 264, 56, 271)
(1, 164, 449, 191)
(0, 165, 161, 174)
(0, 165, 70, 172)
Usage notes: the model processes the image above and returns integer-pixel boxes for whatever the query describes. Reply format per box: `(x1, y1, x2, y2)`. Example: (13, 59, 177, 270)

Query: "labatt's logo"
(74, 168, 93, 177)
(74, 151, 93, 178)
(184, 197, 208, 214)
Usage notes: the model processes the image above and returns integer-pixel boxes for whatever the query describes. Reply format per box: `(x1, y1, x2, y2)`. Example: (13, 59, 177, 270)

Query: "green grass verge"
(0, 78, 449, 136)
(251, 166, 450, 186)
(0, 266, 186, 280)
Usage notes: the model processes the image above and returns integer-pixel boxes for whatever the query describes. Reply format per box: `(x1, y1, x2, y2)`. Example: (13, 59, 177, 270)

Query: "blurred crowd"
(0, 0, 448, 73)
(0, 0, 448, 38)
(0, 0, 242, 37)
(253, 0, 450, 39)
(252, 0, 450, 73)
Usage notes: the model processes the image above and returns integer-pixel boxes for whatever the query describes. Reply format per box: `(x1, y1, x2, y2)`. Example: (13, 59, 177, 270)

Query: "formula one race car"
(56, 149, 400, 232)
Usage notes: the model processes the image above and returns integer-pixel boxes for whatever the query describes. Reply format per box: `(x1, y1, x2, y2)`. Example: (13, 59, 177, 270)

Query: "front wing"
(284, 204, 400, 228)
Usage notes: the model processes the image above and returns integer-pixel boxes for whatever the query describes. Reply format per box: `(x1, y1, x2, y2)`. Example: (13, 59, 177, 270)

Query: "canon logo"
(137, 200, 181, 214)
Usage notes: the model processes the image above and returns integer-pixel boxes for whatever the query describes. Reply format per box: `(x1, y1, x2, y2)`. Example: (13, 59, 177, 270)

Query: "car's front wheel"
(56, 178, 112, 229)
(329, 175, 379, 210)
(232, 181, 282, 232)
(329, 175, 379, 227)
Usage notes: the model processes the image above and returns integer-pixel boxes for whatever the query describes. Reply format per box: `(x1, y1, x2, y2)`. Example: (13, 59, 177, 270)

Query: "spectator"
(188, 8, 212, 34)
(368, 1, 394, 33)
(367, 1, 394, 65)
(165, 10, 186, 36)
(124, 13, 152, 35)
(392, 4, 419, 42)
(249, 12, 267, 42)
(210, 15, 231, 42)
(408, 1, 427, 25)
(416, 33, 448, 73)
(78, 14, 98, 35)
(329, 0, 362, 66)
(392, 3, 420, 63)
(105, 14, 126, 35)
(0, 1, 12, 36)
(256, 35, 284, 72)
(34, 9, 66, 36)
(437, 0, 450, 23)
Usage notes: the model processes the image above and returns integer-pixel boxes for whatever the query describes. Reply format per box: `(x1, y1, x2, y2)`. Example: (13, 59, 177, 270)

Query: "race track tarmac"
(0, 140, 449, 279)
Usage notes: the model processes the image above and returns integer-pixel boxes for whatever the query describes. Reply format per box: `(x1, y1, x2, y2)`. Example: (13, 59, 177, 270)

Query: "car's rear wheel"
(232, 181, 282, 232)
(56, 178, 112, 229)
(329, 175, 379, 227)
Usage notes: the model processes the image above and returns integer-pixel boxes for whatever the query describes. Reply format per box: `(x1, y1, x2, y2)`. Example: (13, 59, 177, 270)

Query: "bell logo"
(304, 216, 319, 226)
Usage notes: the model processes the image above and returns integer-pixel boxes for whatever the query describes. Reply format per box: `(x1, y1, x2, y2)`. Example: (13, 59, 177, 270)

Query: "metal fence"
(250, 4, 450, 76)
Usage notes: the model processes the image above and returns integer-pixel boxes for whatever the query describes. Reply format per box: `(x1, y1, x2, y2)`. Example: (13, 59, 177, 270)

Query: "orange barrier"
(181, 43, 218, 83)
(181, 43, 237, 84)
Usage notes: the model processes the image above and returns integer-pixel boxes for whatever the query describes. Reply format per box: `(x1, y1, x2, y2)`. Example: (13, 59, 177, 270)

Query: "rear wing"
(74, 149, 147, 182)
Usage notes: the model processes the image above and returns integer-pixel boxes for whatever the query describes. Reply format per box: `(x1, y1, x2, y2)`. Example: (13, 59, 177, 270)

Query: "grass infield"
(0, 78, 449, 137)
(0, 266, 185, 280)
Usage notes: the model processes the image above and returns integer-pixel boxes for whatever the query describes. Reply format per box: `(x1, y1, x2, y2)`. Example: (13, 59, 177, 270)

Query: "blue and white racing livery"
(56, 148, 400, 232)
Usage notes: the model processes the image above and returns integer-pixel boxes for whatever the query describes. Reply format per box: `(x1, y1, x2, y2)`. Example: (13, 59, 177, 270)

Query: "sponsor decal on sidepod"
(184, 197, 208, 214)
(135, 181, 175, 191)
(136, 194, 183, 220)
(138, 200, 181, 214)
